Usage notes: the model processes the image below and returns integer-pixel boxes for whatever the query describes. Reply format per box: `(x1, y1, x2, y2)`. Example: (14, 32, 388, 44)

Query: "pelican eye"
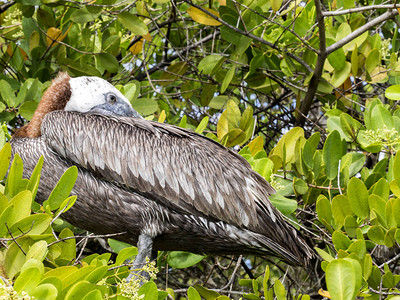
(106, 93, 117, 103)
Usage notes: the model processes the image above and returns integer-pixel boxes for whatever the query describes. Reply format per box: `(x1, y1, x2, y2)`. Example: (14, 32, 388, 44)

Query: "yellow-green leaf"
(187, 7, 221, 26)
(248, 136, 264, 156)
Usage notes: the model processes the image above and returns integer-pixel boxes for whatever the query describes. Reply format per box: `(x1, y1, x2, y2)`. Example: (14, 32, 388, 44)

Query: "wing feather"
(42, 111, 277, 230)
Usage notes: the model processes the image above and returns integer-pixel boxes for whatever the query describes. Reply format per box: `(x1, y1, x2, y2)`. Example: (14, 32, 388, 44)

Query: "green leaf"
(14, 267, 42, 295)
(208, 95, 239, 110)
(293, 177, 308, 195)
(220, 65, 235, 93)
(225, 129, 246, 147)
(316, 247, 335, 262)
(19, 101, 38, 121)
(363, 253, 372, 280)
(368, 194, 386, 226)
(117, 12, 148, 35)
(8, 190, 33, 225)
(331, 62, 351, 88)
(326, 259, 357, 300)
(340, 113, 361, 141)
(347, 177, 369, 219)
(195, 116, 209, 134)
(187, 286, 201, 300)
(179, 115, 187, 128)
(367, 225, 385, 245)
(82, 290, 102, 300)
(392, 198, 400, 227)
(194, 284, 220, 300)
(270, 127, 304, 166)
(5, 153, 26, 198)
(115, 246, 138, 266)
(332, 231, 351, 251)
(323, 130, 343, 180)
(217, 100, 241, 139)
(263, 266, 270, 297)
(138, 281, 158, 300)
(159, 62, 188, 86)
(5, 238, 33, 279)
(328, 48, 346, 71)
(123, 81, 140, 102)
(0, 80, 17, 107)
(393, 151, 400, 190)
(351, 44, 359, 76)
(0, 143, 12, 181)
(316, 195, 332, 224)
(370, 103, 394, 130)
(198, 55, 225, 75)
(56, 196, 77, 215)
(366, 48, 380, 75)
(167, 251, 205, 269)
(0, 205, 14, 237)
(26, 240, 48, 262)
(344, 258, 362, 298)
(344, 216, 358, 238)
(201, 84, 217, 106)
(21, 258, 44, 275)
(65, 281, 95, 300)
(131, 98, 158, 115)
(71, 7, 100, 24)
(36, 279, 61, 298)
(58, 228, 76, 261)
(253, 158, 274, 181)
(273, 280, 286, 300)
(271, 0, 282, 12)
(47, 166, 78, 210)
(96, 53, 119, 73)
(336, 23, 351, 51)
(60, 58, 101, 77)
(85, 266, 108, 284)
(108, 239, 132, 253)
(269, 193, 297, 215)
(386, 85, 400, 100)
(27, 156, 43, 200)
(332, 195, 352, 228)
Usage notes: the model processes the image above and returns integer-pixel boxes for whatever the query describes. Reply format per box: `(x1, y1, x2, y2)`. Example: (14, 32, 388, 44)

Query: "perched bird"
(11, 72, 313, 271)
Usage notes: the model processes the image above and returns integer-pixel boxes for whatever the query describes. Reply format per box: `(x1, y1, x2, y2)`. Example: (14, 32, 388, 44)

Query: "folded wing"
(41, 111, 277, 231)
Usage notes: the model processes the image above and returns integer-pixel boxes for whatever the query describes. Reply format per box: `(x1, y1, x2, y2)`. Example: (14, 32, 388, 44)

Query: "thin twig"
(47, 232, 126, 247)
(6, 223, 26, 255)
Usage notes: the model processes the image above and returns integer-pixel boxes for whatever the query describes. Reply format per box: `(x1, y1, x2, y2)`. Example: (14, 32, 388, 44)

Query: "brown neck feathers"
(13, 72, 71, 138)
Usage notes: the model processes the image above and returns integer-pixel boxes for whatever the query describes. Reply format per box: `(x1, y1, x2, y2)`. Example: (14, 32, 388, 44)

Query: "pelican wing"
(42, 111, 276, 229)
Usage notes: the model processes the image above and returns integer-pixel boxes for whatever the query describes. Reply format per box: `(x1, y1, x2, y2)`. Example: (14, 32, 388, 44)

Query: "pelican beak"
(89, 97, 142, 118)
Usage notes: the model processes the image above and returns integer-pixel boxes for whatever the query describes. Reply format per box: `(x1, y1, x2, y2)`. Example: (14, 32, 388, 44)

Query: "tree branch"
(326, 9, 399, 54)
(181, 0, 313, 73)
(0, 1, 15, 14)
(296, 0, 327, 126)
(323, 4, 400, 16)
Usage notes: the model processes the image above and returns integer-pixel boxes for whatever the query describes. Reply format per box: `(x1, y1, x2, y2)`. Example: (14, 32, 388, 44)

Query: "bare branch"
(0, 1, 15, 14)
(323, 4, 400, 16)
(326, 9, 399, 54)
(296, 0, 327, 126)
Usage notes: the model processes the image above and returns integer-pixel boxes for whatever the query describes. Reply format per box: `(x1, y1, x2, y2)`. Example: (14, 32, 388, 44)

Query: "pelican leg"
(127, 233, 154, 283)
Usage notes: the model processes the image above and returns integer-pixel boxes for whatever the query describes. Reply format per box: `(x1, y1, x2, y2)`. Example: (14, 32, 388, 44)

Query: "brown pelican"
(10, 72, 313, 273)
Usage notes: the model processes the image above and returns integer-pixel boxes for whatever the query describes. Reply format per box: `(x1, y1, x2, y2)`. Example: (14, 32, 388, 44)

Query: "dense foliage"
(2, 0, 400, 299)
